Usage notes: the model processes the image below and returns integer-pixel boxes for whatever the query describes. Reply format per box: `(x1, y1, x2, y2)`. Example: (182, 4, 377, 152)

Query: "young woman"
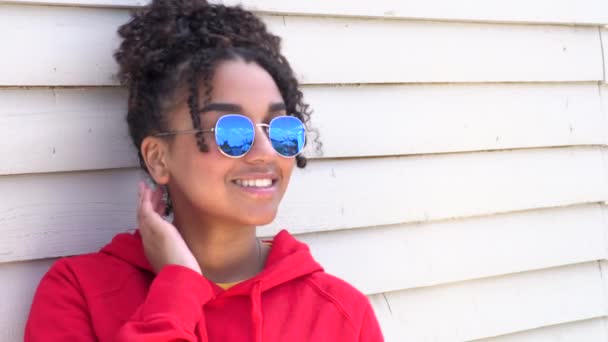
(25, 1, 383, 341)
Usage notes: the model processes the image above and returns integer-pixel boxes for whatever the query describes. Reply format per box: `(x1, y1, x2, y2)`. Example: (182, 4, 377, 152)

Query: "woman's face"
(162, 59, 296, 227)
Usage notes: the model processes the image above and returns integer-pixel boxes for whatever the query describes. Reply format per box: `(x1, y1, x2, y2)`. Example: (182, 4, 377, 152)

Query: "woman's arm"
(25, 260, 211, 342)
(114, 264, 212, 342)
(25, 258, 98, 341)
(358, 304, 384, 342)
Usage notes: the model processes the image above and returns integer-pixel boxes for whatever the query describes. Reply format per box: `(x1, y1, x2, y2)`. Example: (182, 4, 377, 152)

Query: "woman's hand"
(137, 181, 202, 275)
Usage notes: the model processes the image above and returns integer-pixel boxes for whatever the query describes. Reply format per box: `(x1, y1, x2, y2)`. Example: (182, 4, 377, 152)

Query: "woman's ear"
(140, 137, 170, 185)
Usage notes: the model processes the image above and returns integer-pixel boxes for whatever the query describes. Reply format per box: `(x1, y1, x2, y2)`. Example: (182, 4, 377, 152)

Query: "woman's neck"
(172, 211, 268, 284)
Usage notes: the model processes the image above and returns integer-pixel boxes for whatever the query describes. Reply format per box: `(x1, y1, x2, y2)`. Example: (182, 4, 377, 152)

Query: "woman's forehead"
(210, 60, 282, 99)
(167, 60, 286, 125)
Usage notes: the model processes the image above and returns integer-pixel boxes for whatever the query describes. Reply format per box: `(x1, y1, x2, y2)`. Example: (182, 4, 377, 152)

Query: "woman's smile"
(230, 171, 281, 199)
(231, 178, 280, 199)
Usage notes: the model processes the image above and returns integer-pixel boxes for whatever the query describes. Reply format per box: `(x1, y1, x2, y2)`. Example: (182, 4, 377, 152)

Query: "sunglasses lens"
(269, 116, 306, 157)
(215, 115, 254, 157)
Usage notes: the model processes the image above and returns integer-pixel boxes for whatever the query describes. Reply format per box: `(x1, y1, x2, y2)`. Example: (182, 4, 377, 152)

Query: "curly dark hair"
(114, 0, 314, 214)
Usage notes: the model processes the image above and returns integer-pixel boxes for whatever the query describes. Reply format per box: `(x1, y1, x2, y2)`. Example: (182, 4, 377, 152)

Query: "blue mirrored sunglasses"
(155, 114, 306, 158)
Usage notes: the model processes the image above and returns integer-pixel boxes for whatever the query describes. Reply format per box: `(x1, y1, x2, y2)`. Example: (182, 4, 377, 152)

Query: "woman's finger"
(139, 187, 155, 225)
(139, 190, 157, 237)
(140, 187, 169, 233)
(141, 186, 154, 215)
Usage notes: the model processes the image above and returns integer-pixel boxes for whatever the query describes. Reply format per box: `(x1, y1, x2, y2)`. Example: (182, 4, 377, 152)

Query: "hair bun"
(114, 0, 212, 85)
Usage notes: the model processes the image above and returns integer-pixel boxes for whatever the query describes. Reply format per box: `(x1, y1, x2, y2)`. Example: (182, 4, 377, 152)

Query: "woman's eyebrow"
(200, 102, 287, 114)
(199, 103, 243, 113)
(268, 102, 286, 112)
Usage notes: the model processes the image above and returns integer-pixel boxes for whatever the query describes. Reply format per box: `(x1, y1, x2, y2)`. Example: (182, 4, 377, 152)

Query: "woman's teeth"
(234, 179, 273, 188)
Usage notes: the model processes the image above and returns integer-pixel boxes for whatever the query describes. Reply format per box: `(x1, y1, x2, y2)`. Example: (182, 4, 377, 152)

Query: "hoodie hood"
(100, 229, 324, 342)
(99, 229, 324, 291)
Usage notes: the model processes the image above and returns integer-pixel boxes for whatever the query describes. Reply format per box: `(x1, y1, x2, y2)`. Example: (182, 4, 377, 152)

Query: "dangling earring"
(163, 185, 173, 219)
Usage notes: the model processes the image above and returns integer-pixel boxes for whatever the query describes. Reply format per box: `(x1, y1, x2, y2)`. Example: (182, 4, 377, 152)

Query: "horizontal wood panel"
(297, 204, 608, 295)
(309, 83, 606, 157)
(1, 147, 607, 262)
(0, 169, 139, 263)
(602, 85, 608, 151)
(373, 262, 607, 341)
(0, 4, 603, 86)
(472, 318, 608, 342)
(2, 83, 605, 175)
(0, 5, 128, 86)
(0, 88, 137, 175)
(601, 260, 608, 306)
(0, 259, 54, 342)
(0, 0, 147, 6)
(222, 1, 608, 25)
(603, 28, 608, 84)
(276, 146, 608, 235)
(2, 0, 608, 25)
(603, 85, 608, 118)
(268, 16, 603, 84)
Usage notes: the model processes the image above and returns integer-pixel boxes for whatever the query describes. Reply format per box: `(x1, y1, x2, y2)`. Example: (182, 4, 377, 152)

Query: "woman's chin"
(237, 207, 279, 226)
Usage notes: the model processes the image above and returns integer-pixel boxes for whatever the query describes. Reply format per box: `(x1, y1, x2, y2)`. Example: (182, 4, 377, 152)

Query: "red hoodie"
(25, 229, 383, 341)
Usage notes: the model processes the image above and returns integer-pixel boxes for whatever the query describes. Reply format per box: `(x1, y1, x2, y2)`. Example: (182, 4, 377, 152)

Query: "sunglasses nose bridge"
(244, 123, 276, 159)
(255, 122, 270, 131)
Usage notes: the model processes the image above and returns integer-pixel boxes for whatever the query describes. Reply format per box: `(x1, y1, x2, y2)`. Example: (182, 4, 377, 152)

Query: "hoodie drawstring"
(251, 281, 263, 342)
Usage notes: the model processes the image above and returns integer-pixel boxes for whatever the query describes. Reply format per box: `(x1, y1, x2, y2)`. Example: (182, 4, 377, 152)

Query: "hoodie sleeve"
(114, 264, 214, 342)
(358, 304, 384, 342)
(25, 260, 213, 342)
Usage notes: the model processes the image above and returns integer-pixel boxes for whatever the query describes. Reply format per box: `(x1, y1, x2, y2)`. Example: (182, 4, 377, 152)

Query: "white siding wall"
(1, 1, 607, 341)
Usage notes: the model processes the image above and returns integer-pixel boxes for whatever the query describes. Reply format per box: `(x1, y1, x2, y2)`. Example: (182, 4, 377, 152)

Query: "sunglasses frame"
(154, 114, 306, 159)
